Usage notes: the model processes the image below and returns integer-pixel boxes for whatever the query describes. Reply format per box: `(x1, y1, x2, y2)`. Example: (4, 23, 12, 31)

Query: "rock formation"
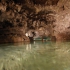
(0, 0, 70, 43)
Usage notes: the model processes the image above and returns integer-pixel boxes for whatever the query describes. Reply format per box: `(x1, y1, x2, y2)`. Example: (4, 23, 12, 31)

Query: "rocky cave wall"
(0, 0, 70, 43)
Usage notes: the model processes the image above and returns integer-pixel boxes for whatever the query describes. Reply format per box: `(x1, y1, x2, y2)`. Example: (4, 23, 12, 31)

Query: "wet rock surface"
(0, 0, 70, 43)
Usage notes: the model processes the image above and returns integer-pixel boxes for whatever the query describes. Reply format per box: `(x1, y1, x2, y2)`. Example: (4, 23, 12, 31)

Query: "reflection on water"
(0, 41, 70, 70)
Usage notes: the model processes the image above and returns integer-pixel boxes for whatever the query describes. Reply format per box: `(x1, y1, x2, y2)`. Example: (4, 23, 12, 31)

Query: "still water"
(0, 41, 70, 70)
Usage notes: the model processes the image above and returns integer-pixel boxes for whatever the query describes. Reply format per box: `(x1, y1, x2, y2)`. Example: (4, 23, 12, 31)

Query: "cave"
(0, 0, 70, 43)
